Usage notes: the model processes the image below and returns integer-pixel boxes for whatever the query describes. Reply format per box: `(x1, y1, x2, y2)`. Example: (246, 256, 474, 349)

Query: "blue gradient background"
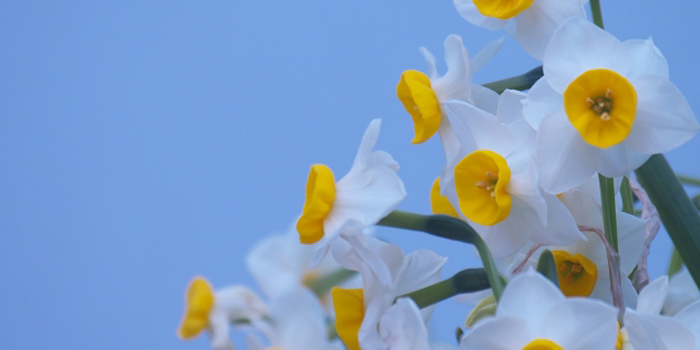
(1, 1, 699, 349)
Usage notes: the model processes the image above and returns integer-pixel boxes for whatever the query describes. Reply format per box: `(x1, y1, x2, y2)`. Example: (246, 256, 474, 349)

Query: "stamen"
(605, 89, 612, 98)
(485, 171, 497, 180)
(475, 181, 489, 188)
(586, 97, 595, 106)
(600, 112, 610, 121)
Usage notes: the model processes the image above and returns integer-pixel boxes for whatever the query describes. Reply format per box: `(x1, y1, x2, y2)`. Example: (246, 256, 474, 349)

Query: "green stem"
(621, 177, 635, 215)
(402, 269, 490, 308)
(635, 154, 700, 289)
(308, 268, 357, 297)
(483, 66, 543, 94)
(668, 247, 683, 277)
(536, 250, 559, 287)
(378, 211, 506, 300)
(599, 174, 619, 252)
(590, 0, 605, 29)
(678, 175, 700, 187)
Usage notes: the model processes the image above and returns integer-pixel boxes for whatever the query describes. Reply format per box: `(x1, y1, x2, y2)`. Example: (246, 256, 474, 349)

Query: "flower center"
(551, 250, 598, 297)
(454, 150, 512, 225)
(332, 287, 365, 350)
(296, 164, 336, 244)
(563, 68, 637, 149)
(177, 276, 215, 339)
(472, 0, 534, 20)
(522, 339, 563, 350)
(397, 70, 441, 144)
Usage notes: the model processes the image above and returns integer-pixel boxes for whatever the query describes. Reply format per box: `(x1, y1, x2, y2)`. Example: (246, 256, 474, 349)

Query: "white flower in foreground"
(246, 288, 343, 350)
(441, 91, 582, 258)
(331, 238, 446, 350)
(459, 270, 619, 350)
(295, 119, 406, 264)
(177, 276, 267, 350)
(523, 17, 699, 194)
(397, 34, 501, 169)
(453, 0, 586, 59)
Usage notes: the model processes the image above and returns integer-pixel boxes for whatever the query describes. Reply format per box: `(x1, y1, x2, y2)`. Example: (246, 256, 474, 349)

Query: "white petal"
(432, 35, 473, 102)
(597, 145, 650, 177)
(497, 270, 565, 324)
(453, 0, 508, 31)
(617, 212, 647, 273)
(543, 299, 618, 349)
(246, 232, 308, 298)
(459, 316, 531, 349)
(508, 164, 547, 226)
(470, 83, 500, 115)
(544, 17, 629, 94)
(536, 111, 599, 194)
(663, 269, 700, 316)
(476, 214, 533, 258)
(536, 193, 584, 245)
(624, 75, 699, 154)
(471, 37, 504, 72)
(673, 300, 700, 344)
(419, 46, 439, 81)
(625, 311, 696, 350)
(637, 276, 669, 315)
(394, 249, 447, 297)
(496, 89, 527, 125)
(208, 310, 235, 350)
(521, 77, 562, 131)
(379, 298, 431, 350)
(623, 38, 669, 79)
(270, 288, 330, 349)
(442, 100, 514, 155)
(513, 0, 587, 60)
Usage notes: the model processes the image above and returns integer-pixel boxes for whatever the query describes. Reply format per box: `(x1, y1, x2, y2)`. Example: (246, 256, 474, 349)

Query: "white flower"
(453, 0, 587, 59)
(523, 17, 699, 194)
(331, 237, 446, 350)
(246, 288, 343, 350)
(664, 269, 700, 316)
(459, 269, 619, 349)
(397, 34, 502, 171)
(177, 276, 268, 350)
(441, 90, 582, 258)
(295, 119, 406, 264)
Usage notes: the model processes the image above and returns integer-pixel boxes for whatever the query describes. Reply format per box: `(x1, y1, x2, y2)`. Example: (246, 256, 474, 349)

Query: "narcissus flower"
(453, 0, 586, 59)
(442, 91, 583, 258)
(332, 238, 446, 350)
(397, 35, 502, 170)
(458, 270, 619, 350)
(177, 276, 268, 349)
(523, 17, 699, 194)
(295, 119, 406, 263)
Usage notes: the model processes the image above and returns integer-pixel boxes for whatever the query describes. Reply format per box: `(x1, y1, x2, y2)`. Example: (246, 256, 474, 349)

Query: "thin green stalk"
(378, 211, 506, 300)
(536, 250, 559, 287)
(678, 174, 700, 187)
(308, 268, 357, 297)
(590, 0, 605, 29)
(621, 177, 635, 215)
(402, 268, 490, 308)
(599, 174, 619, 252)
(668, 247, 683, 277)
(483, 66, 543, 94)
(635, 154, 700, 289)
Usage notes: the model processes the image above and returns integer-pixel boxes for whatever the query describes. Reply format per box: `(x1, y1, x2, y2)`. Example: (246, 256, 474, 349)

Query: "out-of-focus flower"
(296, 119, 406, 264)
(664, 269, 700, 316)
(332, 238, 446, 350)
(523, 18, 699, 194)
(177, 276, 268, 350)
(453, 0, 586, 59)
(458, 269, 619, 349)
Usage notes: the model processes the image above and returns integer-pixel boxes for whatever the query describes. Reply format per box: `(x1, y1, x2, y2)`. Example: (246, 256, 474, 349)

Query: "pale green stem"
(668, 247, 683, 277)
(621, 177, 635, 215)
(678, 175, 700, 187)
(599, 174, 619, 252)
(482, 66, 543, 94)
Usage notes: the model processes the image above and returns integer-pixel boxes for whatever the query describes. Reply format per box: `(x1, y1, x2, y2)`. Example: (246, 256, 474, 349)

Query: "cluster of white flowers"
(176, 1, 700, 349)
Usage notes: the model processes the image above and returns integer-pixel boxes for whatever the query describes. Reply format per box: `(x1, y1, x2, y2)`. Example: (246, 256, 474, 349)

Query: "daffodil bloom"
(295, 119, 406, 264)
(459, 270, 619, 350)
(246, 288, 343, 350)
(441, 91, 583, 258)
(397, 35, 502, 171)
(177, 276, 268, 350)
(453, 0, 586, 59)
(664, 269, 700, 316)
(332, 238, 446, 350)
(522, 18, 699, 194)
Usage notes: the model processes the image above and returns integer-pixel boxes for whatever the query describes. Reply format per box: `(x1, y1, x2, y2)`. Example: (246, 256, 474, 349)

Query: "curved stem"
(621, 177, 635, 215)
(483, 66, 543, 94)
(678, 174, 700, 187)
(599, 174, 619, 252)
(590, 0, 605, 29)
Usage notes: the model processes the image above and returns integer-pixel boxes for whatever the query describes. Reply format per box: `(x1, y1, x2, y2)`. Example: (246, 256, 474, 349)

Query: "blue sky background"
(1, 1, 699, 349)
